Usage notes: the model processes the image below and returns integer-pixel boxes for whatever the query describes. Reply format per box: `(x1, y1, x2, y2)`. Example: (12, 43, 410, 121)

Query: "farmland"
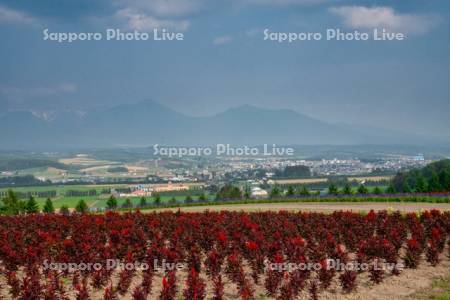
(0, 183, 207, 210)
(273, 175, 392, 186)
(0, 184, 126, 209)
(150, 202, 450, 213)
(2, 184, 450, 212)
(0, 210, 448, 299)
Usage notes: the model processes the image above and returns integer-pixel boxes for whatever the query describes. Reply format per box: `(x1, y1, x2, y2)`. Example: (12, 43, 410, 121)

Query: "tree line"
(65, 189, 97, 197)
(0, 190, 57, 199)
(0, 189, 88, 215)
(392, 159, 450, 193)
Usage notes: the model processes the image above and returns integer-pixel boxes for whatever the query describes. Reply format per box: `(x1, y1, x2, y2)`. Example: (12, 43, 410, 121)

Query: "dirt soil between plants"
(153, 202, 450, 213)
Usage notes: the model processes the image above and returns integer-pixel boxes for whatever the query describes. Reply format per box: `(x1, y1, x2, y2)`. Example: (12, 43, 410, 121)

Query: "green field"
(0, 184, 208, 210)
(34, 197, 95, 209)
(0, 183, 129, 194)
(90, 195, 205, 209)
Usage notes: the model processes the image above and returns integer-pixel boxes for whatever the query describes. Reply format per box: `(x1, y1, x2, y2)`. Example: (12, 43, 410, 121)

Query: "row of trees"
(217, 183, 393, 200)
(280, 179, 445, 198)
(327, 183, 387, 195)
(105, 193, 210, 210)
(0, 190, 57, 199)
(65, 189, 97, 197)
(215, 185, 243, 200)
(269, 184, 382, 197)
(0, 190, 89, 215)
(272, 185, 319, 198)
(1, 190, 214, 215)
(276, 160, 450, 197)
(274, 165, 311, 178)
(0, 175, 51, 187)
(264, 177, 448, 199)
(392, 159, 450, 193)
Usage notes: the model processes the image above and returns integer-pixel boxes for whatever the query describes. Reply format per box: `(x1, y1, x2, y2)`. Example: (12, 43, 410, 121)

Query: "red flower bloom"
(291, 236, 305, 247)
(245, 241, 258, 251)
(217, 231, 227, 242)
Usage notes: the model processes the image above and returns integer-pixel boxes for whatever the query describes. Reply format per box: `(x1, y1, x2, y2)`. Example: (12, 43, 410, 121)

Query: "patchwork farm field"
(0, 210, 448, 299)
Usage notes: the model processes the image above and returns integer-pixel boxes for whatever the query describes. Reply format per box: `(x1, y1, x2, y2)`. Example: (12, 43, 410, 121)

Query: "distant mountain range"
(0, 100, 446, 149)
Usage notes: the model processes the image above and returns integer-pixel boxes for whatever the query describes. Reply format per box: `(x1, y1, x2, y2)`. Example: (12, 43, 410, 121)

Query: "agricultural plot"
(0, 184, 127, 209)
(34, 198, 95, 209)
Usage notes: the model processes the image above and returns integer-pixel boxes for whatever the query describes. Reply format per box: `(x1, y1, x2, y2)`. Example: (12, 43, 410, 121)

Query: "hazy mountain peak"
(0, 100, 445, 149)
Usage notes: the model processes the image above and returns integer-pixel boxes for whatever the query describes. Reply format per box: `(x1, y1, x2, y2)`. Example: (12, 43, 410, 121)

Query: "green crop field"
(90, 195, 198, 209)
(34, 197, 95, 209)
(0, 183, 129, 194)
(0, 184, 210, 210)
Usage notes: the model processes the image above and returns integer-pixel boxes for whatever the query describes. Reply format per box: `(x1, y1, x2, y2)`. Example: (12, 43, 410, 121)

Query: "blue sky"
(0, 0, 449, 136)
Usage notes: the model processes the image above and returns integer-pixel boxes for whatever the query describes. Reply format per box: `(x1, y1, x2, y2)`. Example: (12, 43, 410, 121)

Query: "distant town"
(15, 152, 428, 185)
(0, 149, 436, 208)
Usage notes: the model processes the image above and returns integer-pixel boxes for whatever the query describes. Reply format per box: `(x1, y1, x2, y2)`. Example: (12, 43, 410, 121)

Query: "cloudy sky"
(0, 0, 449, 136)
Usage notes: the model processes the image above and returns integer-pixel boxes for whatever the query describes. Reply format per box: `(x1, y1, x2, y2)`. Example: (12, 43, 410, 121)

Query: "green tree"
(328, 184, 338, 195)
(106, 195, 118, 210)
(75, 200, 88, 213)
(276, 165, 311, 178)
(402, 181, 412, 193)
(122, 198, 133, 209)
(215, 185, 242, 201)
(286, 186, 295, 197)
(438, 169, 450, 191)
(342, 183, 352, 195)
(357, 184, 368, 195)
(43, 198, 55, 214)
(244, 185, 251, 199)
(415, 175, 428, 193)
(185, 195, 193, 204)
(169, 197, 177, 204)
(59, 205, 70, 216)
(25, 196, 39, 214)
(1, 189, 25, 215)
(153, 193, 161, 206)
(139, 197, 147, 208)
(298, 185, 310, 196)
(198, 193, 207, 202)
(428, 172, 442, 192)
(373, 186, 383, 195)
(270, 186, 281, 198)
(391, 159, 450, 193)
(386, 184, 396, 194)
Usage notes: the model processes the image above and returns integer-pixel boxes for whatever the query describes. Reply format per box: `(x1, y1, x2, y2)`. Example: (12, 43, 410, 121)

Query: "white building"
(251, 187, 269, 199)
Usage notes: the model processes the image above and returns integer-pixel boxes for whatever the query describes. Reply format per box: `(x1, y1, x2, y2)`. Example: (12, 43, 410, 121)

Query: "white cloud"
(110, 0, 329, 33)
(114, 0, 204, 17)
(0, 83, 77, 101)
(115, 8, 190, 31)
(115, 0, 327, 19)
(213, 35, 233, 45)
(33, 83, 78, 96)
(241, 0, 326, 5)
(0, 5, 35, 25)
(329, 6, 440, 35)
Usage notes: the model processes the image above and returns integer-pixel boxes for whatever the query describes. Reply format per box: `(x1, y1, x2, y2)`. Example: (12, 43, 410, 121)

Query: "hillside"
(392, 159, 450, 192)
(0, 100, 445, 149)
(0, 158, 68, 172)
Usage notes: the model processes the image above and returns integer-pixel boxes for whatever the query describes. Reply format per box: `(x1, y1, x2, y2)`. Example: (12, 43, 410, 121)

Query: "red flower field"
(0, 209, 448, 299)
